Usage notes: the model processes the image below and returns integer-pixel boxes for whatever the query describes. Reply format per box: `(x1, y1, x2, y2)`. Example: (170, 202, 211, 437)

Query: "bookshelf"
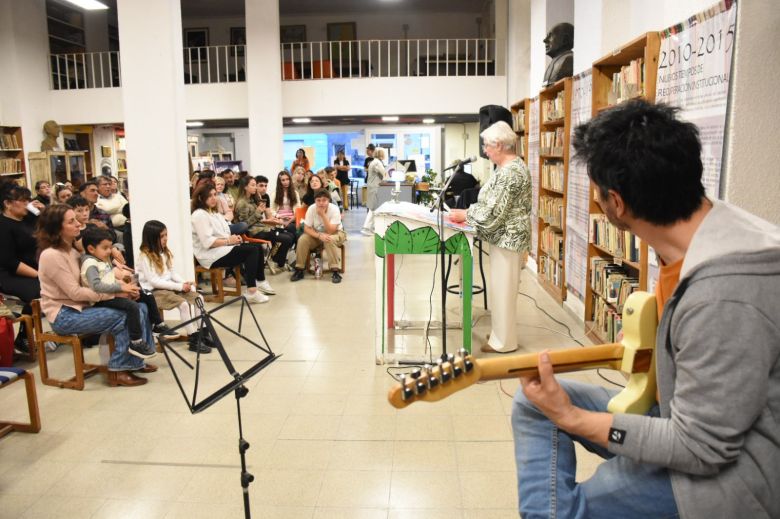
(510, 98, 530, 163)
(537, 78, 572, 303)
(585, 32, 660, 343)
(46, 0, 87, 89)
(0, 126, 27, 187)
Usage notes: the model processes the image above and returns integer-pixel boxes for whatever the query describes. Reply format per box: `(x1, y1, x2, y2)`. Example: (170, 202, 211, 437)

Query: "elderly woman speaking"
(448, 121, 532, 353)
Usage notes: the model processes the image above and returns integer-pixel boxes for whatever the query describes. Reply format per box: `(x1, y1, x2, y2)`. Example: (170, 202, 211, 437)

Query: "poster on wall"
(564, 70, 592, 302)
(527, 97, 540, 260)
(655, 0, 736, 199)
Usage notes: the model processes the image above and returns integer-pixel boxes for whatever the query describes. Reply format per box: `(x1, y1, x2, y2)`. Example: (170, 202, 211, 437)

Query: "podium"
(373, 202, 476, 364)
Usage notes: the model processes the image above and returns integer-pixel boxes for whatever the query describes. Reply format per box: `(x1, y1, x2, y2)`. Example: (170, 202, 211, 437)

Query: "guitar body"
(388, 291, 658, 415)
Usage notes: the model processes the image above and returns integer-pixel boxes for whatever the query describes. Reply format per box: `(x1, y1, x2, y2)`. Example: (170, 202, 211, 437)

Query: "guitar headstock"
(387, 349, 481, 409)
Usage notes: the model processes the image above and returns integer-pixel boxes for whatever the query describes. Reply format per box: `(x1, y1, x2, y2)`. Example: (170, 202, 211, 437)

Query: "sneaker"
(290, 268, 305, 282)
(128, 339, 157, 359)
(360, 228, 373, 236)
(223, 276, 237, 288)
(245, 290, 270, 304)
(13, 335, 30, 356)
(153, 323, 179, 338)
(331, 271, 342, 284)
(187, 331, 212, 353)
(257, 280, 276, 295)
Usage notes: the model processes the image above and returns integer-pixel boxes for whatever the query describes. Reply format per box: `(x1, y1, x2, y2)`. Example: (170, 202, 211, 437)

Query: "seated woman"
(301, 174, 324, 206)
(291, 166, 308, 202)
(55, 183, 73, 204)
(234, 176, 294, 275)
(272, 170, 301, 237)
(191, 183, 274, 302)
(36, 204, 156, 386)
(214, 175, 248, 235)
(0, 184, 40, 354)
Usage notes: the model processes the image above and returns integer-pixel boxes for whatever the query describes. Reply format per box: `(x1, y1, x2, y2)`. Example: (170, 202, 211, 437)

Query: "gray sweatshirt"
(609, 201, 780, 518)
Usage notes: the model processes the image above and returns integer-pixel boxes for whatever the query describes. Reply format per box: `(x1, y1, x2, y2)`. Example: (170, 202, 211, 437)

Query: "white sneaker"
(257, 280, 276, 295)
(245, 290, 270, 304)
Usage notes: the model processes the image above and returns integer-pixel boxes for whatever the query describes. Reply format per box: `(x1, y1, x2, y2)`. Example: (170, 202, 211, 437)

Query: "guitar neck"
(476, 344, 625, 381)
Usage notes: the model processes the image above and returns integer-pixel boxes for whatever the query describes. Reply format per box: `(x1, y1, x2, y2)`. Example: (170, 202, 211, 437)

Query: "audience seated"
(214, 175, 248, 235)
(54, 183, 73, 203)
(95, 175, 128, 228)
(291, 166, 307, 201)
(301, 174, 324, 206)
(33, 181, 51, 206)
(220, 170, 240, 202)
(272, 170, 302, 237)
(291, 189, 346, 284)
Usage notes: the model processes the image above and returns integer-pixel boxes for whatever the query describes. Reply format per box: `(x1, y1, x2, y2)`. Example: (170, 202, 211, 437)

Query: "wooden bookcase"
(46, 0, 87, 90)
(510, 98, 530, 163)
(537, 77, 572, 303)
(0, 126, 27, 187)
(584, 32, 660, 343)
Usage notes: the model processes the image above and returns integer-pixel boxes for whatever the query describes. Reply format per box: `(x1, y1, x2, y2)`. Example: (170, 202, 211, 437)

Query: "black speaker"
(478, 104, 513, 158)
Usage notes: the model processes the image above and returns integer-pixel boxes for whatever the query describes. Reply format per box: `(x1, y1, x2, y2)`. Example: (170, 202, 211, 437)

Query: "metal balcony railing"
(50, 51, 121, 90)
(183, 45, 247, 84)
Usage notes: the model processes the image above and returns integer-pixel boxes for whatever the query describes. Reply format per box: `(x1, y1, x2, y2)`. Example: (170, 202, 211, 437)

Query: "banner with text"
(528, 97, 540, 260)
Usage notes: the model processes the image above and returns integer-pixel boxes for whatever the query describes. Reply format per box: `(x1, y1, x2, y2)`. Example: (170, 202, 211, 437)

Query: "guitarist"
(513, 100, 780, 518)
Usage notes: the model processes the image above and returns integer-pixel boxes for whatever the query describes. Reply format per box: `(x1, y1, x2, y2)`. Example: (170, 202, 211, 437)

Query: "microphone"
(443, 156, 477, 172)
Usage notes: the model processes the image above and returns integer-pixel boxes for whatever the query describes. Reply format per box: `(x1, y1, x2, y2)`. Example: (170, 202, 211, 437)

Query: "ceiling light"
(382, 116, 399, 122)
(422, 118, 436, 124)
(186, 121, 204, 127)
(62, 0, 109, 10)
(292, 118, 311, 123)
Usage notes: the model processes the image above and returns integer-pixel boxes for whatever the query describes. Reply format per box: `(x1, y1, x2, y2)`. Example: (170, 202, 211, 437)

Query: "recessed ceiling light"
(422, 118, 436, 124)
(292, 118, 311, 123)
(186, 121, 204, 127)
(382, 116, 399, 122)
(62, 0, 109, 10)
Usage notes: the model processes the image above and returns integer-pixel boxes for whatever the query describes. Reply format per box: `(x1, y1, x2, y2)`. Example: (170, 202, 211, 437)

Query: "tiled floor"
(0, 209, 612, 518)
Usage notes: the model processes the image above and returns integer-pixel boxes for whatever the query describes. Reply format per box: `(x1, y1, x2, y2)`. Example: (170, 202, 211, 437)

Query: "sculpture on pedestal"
(542, 23, 574, 87)
(40, 120, 62, 151)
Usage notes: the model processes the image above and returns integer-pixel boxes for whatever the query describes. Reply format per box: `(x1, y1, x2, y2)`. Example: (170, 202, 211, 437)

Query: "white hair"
(480, 121, 517, 151)
(374, 147, 387, 161)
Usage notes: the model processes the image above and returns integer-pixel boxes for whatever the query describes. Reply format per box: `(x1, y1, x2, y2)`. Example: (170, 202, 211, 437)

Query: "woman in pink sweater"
(37, 204, 156, 387)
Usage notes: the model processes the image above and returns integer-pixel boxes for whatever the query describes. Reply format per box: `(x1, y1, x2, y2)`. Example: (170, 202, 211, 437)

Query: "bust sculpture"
(41, 120, 62, 151)
(542, 23, 574, 87)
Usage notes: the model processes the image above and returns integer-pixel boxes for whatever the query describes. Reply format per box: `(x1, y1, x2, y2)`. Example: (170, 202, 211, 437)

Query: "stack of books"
(541, 161, 565, 191)
(589, 214, 640, 262)
(611, 57, 645, 104)
(539, 196, 564, 227)
(542, 91, 566, 122)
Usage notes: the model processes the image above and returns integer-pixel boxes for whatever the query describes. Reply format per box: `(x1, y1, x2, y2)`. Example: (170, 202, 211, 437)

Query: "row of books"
(539, 195, 564, 227)
(0, 158, 23, 174)
(0, 133, 21, 150)
(592, 295, 623, 343)
(589, 257, 639, 312)
(539, 253, 564, 288)
(542, 91, 565, 123)
(589, 213, 641, 262)
(516, 137, 525, 158)
(541, 161, 565, 191)
(540, 226, 564, 261)
(117, 158, 127, 170)
(611, 57, 645, 105)
(512, 109, 525, 133)
(540, 128, 565, 156)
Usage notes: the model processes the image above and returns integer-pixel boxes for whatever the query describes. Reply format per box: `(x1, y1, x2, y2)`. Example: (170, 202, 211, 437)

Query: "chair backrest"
(30, 300, 45, 337)
(295, 205, 308, 228)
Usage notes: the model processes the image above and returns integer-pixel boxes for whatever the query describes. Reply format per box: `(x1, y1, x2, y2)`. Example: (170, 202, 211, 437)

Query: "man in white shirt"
(291, 189, 347, 283)
(95, 175, 128, 228)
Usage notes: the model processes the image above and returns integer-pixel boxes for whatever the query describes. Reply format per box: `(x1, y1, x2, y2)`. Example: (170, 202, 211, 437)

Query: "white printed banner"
(565, 70, 593, 301)
(528, 97, 540, 259)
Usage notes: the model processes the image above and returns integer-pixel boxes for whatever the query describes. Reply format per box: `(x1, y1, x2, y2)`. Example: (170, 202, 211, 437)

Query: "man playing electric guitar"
(514, 101, 780, 518)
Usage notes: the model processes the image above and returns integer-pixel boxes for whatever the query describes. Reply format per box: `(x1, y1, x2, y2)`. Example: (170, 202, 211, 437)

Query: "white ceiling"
(181, 0, 486, 18)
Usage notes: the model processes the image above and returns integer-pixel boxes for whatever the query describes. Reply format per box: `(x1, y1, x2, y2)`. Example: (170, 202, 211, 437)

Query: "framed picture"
(327, 22, 357, 41)
(101, 145, 112, 158)
(183, 28, 209, 61)
(230, 26, 245, 57)
(280, 25, 307, 45)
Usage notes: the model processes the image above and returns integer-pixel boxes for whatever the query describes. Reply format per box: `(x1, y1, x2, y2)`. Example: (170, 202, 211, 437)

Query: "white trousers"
(362, 209, 375, 231)
(488, 244, 522, 352)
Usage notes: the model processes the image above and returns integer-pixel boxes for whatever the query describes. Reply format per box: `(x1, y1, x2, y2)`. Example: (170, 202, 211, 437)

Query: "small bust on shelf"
(40, 120, 62, 151)
(542, 23, 574, 87)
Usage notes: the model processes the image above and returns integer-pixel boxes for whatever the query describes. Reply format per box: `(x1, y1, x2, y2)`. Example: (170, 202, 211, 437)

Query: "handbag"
(0, 316, 15, 367)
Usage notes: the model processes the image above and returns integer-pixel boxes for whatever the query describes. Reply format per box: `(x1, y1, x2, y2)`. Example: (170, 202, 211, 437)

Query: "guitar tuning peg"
(458, 348, 468, 358)
(425, 365, 440, 388)
(416, 379, 427, 395)
(399, 374, 413, 401)
(410, 368, 421, 379)
(463, 356, 474, 373)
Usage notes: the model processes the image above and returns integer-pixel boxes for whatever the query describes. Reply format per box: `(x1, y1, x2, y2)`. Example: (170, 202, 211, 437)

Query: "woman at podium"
(448, 121, 532, 353)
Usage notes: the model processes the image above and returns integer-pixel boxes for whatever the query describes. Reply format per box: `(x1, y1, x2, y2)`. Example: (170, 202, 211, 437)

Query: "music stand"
(158, 295, 279, 519)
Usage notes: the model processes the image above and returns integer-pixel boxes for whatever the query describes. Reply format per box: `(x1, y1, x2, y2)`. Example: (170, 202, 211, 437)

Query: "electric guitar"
(387, 291, 658, 415)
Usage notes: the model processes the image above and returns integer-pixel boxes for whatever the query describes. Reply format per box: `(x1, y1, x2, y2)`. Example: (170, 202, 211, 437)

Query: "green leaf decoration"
(384, 221, 413, 253)
(410, 226, 440, 254)
(445, 233, 472, 256)
(374, 233, 385, 258)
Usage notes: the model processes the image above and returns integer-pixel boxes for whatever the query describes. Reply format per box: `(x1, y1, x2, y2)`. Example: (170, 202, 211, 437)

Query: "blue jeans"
(512, 380, 679, 518)
(229, 222, 249, 235)
(52, 303, 153, 372)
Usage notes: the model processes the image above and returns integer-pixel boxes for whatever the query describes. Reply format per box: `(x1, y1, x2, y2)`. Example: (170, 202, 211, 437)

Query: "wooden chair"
(0, 367, 41, 438)
(31, 299, 115, 390)
(1, 294, 36, 362)
(194, 260, 242, 304)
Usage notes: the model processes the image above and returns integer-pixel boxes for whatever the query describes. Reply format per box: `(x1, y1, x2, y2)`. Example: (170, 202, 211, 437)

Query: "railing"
(183, 45, 246, 85)
(280, 38, 498, 80)
(50, 51, 121, 90)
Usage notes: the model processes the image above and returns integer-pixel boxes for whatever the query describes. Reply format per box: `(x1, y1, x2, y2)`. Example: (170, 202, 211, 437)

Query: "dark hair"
(198, 170, 215, 179)
(35, 203, 72, 250)
(237, 175, 257, 202)
(255, 175, 269, 184)
(66, 195, 89, 208)
(140, 220, 173, 273)
(323, 166, 335, 174)
(314, 189, 331, 201)
(366, 143, 376, 151)
(78, 181, 97, 193)
(96, 175, 111, 185)
(81, 225, 113, 252)
(274, 170, 297, 208)
(191, 183, 216, 213)
(1, 184, 32, 209)
(295, 148, 307, 158)
(35, 180, 50, 190)
(572, 100, 704, 225)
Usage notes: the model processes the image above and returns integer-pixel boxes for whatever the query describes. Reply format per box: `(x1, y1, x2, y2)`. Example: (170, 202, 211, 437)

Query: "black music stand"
(158, 296, 279, 519)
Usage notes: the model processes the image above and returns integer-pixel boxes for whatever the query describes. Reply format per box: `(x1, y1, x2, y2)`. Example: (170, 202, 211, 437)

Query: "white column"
(245, 0, 284, 195)
(116, 0, 193, 278)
